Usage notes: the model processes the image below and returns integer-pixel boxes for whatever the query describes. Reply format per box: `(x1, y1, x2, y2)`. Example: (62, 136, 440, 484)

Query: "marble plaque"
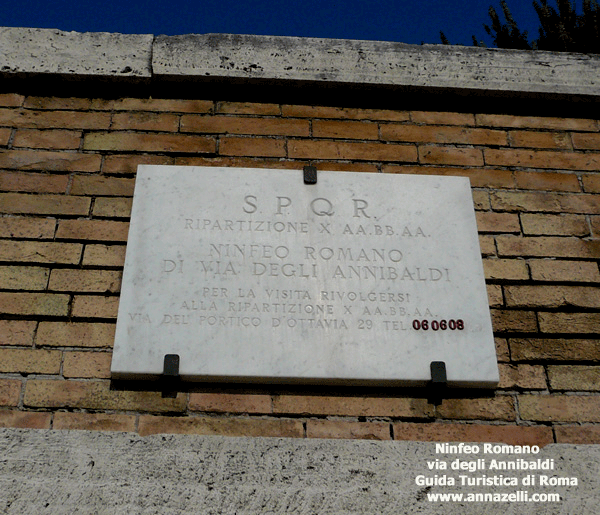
(111, 166, 499, 387)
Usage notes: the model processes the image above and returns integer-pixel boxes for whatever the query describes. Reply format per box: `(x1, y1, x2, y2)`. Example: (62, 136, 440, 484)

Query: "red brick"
(383, 125, 506, 145)
(510, 338, 600, 361)
(382, 165, 516, 188)
(482, 259, 529, 280)
(0, 150, 101, 172)
(492, 190, 600, 214)
(509, 131, 571, 149)
(62, 351, 112, 378)
(555, 425, 600, 444)
(485, 148, 600, 171)
(411, 112, 475, 125)
(111, 112, 179, 132)
(498, 364, 546, 389)
(313, 120, 379, 140)
(0, 378, 21, 406)
(0, 348, 61, 374)
(477, 114, 597, 131)
(514, 171, 581, 192)
(102, 154, 174, 174)
(72, 295, 119, 318)
(0, 193, 90, 216)
(56, 219, 129, 241)
(0, 171, 68, 193)
(419, 146, 484, 166)
(82, 244, 126, 266)
(0, 94, 24, 107)
(529, 259, 600, 282)
(83, 132, 216, 153)
(217, 102, 279, 115)
(491, 309, 538, 333)
(496, 235, 600, 259)
(36, 322, 116, 348)
(538, 312, 600, 334)
(283, 105, 409, 121)
(53, 412, 135, 432)
(393, 422, 552, 446)
(189, 392, 272, 413)
(112, 98, 212, 113)
(307, 420, 391, 440)
(182, 115, 309, 137)
(476, 212, 520, 233)
(70, 175, 135, 196)
(0, 320, 36, 346)
(0, 266, 49, 290)
(138, 415, 303, 438)
(0, 109, 111, 129)
(92, 198, 132, 218)
(272, 394, 433, 418)
(219, 137, 286, 157)
(0, 216, 56, 239)
(288, 140, 417, 162)
(504, 285, 600, 308)
(520, 213, 589, 236)
(582, 174, 600, 193)
(437, 396, 516, 420)
(548, 365, 600, 391)
(0, 410, 51, 429)
(0, 241, 82, 264)
(519, 394, 600, 422)
(48, 269, 122, 293)
(12, 129, 81, 150)
(0, 292, 69, 316)
(24, 379, 185, 411)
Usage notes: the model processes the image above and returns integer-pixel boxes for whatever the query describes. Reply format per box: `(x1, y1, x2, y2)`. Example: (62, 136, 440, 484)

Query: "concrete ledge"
(0, 428, 599, 514)
(1, 27, 600, 99)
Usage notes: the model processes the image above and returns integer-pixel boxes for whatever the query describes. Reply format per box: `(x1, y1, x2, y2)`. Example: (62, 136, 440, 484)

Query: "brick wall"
(0, 92, 599, 446)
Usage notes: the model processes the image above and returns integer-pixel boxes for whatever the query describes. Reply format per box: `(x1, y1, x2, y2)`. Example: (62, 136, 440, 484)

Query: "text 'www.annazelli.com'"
(426, 491, 561, 503)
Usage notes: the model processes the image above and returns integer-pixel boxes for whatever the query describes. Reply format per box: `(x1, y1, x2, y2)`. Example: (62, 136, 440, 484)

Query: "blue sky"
(4, 0, 542, 47)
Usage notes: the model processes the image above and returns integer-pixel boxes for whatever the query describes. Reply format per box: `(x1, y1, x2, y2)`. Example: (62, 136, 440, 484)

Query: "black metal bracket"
(303, 165, 317, 184)
(427, 361, 447, 405)
(161, 354, 180, 398)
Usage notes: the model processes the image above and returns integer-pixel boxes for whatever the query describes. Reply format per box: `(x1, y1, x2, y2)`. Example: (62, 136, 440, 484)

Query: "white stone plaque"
(111, 166, 499, 387)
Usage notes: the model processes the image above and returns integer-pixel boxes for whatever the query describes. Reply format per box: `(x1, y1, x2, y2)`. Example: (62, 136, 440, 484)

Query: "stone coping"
(1, 26, 600, 98)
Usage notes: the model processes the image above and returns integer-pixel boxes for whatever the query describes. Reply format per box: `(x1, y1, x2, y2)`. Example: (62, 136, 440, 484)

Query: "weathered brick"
(92, 198, 132, 218)
(70, 175, 135, 196)
(0, 93, 25, 107)
(582, 174, 600, 193)
(0, 292, 69, 316)
(291, 139, 415, 162)
(520, 213, 589, 236)
(283, 105, 409, 121)
(13, 129, 81, 150)
(111, 112, 179, 132)
(53, 412, 136, 432)
(548, 365, 600, 391)
(482, 259, 529, 280)
(472, 191, 490, 210)
(509, 131, 571, 149)
(299, 161, 378, 173)
(217, 102, 279, 115)
(487, 284, 503, 307)
(313, 120, 379, 140)
(519, 394, 600, 422)
(411, 112, 475, 126)
(83, 132, 216, 153)
(0, 410, 51, 429)
(0, 150, 101, 172)
(219, 137, 286, 157)
(0, 241, 82, 264)
(272, 394, 433, 418)
(485, 148, 600, 171)
(62, 351, 112, 378)
(0, 348, 61, 374)
(189, 393, 272, 414)
(56, 219, 129, 241)
(504, 285, 600, 308)
(496, 337, 510, 363)
(24, 379, 186, 411)
(182, 115, 309, 137)
(491, 191, 600, 214)
(382, 165, 515, 188)
(572, 132, 600, 150)
(82, 244, 126, 267)
(538, 312, 600, 333)
(479, 235, 496, 256)
(592, 215, 600, 238)
(555, 425, 600, 444)
(72, 295, 119, 318)
(496, 235, 600, 259)
(510, 338, 600, 361)
(437, 396, 516, 420)
(0, 217, 56, 239)
(498, 364, 547, 390)
(138, 415, 303, 438)
(514, 171, 581, 192)
(491, 309, 538, 333)
(0, 171, 69, 193)
(393, 422, 552, 446)
(23, 97, 101, 110)
(36, 322, 116, 348)
(418, 146, 484, 166)
(0, 128, 12, 146)
(0, 109, 111, 129)
(0, 378, 21, 406)
(475, 212, 520, 233)
(0, 320, 36, 346)
(0, 266, 49, 290)
(0, 193, 90, 216)
(529, 259, 600, 282)
(476, 114, 597, 131)
(49, 269, 122, 293)
(383, 125, 506, 145)
(102, 154, 173, 174)
(174, 156, 301, 170)
(307, 420, 391, 440)
(112, 98, 213, 113)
